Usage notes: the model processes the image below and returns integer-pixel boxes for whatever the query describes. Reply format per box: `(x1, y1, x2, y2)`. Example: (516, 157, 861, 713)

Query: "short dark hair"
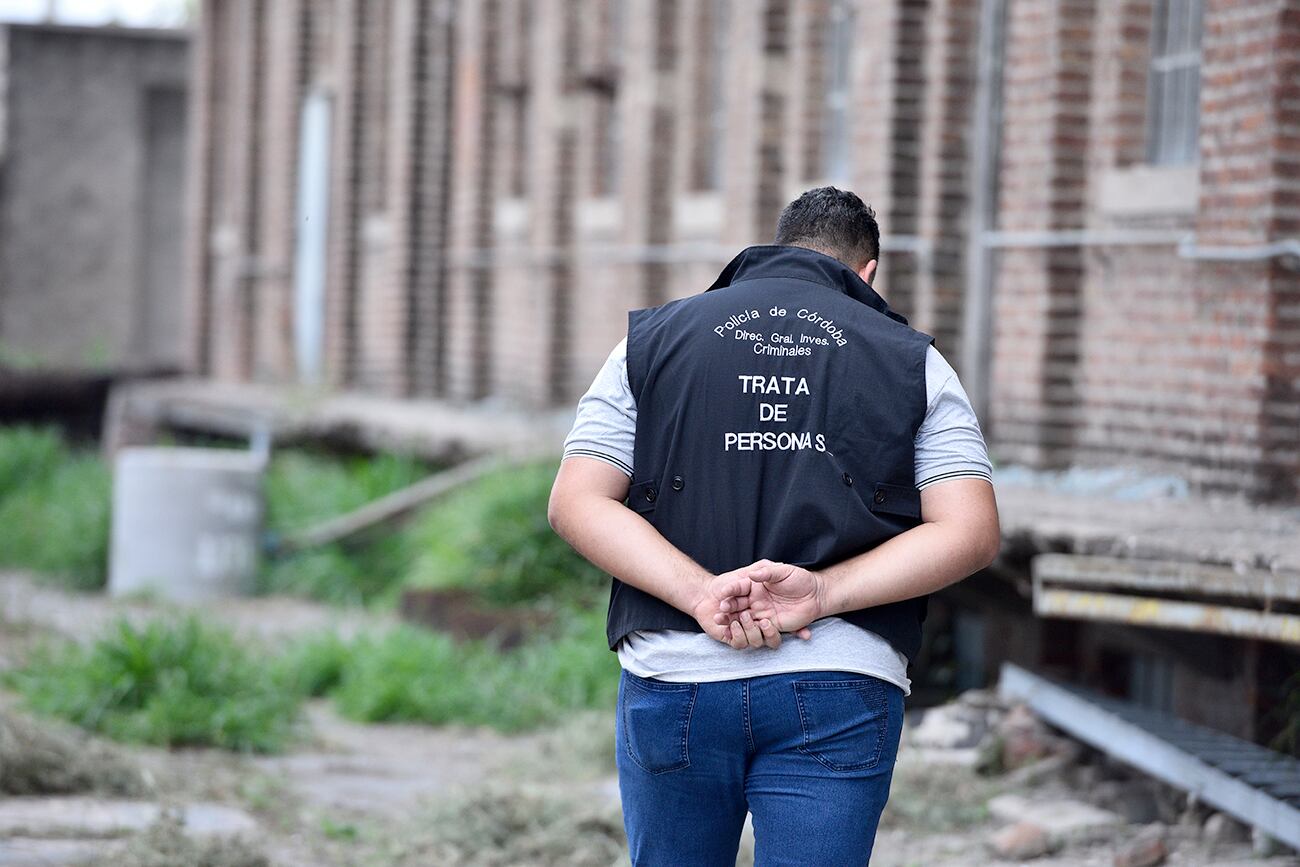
(773, 186, 880, 269)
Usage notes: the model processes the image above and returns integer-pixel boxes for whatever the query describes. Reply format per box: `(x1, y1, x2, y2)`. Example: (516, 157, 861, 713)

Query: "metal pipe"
(960, 0, 1007, 424)
(980, 228, 1300, 269)
(1178, 236, 1300, 265)
(447, 235, 932, 269)
(982, 229, 1186, 248)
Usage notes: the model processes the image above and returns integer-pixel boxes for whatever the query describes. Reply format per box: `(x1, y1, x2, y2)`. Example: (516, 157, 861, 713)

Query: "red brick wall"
(989, 0, 1096, 468)
(185, 0, 1300, 500)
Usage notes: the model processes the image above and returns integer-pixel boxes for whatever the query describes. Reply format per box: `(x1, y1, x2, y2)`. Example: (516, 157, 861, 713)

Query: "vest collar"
(706, 244, 909, 325)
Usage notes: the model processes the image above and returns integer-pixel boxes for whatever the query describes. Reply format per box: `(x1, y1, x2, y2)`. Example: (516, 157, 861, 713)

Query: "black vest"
(604, 244, 935, 663)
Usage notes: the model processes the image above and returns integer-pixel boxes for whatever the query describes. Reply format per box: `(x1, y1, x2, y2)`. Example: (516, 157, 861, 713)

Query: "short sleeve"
(914, 345, 994, 489)
(561, 338, 636, 477)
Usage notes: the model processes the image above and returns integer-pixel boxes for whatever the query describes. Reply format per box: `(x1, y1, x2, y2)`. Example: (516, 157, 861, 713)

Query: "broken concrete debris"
(1113, 824, 1168, 867)
(987, 820, 1056, 860)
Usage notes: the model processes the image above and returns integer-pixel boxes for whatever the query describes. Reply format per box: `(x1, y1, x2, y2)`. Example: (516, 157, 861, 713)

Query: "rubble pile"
(901, 691, 1277, 865)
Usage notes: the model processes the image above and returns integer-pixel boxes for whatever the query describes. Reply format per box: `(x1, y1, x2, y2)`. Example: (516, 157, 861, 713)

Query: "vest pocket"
(867, 482, 922, 521)
(627, 478, 660, 515)
(620, 671, 697, 774)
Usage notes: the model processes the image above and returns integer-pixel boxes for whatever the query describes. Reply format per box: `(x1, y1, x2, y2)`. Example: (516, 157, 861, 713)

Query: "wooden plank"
(1034, 588, 1300, 645)
(275, 454, 515, 552)
(1032, 553, 1300, 602)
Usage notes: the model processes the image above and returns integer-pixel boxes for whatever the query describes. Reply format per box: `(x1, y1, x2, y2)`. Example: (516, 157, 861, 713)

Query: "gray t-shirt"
(562, 338, 992, 695)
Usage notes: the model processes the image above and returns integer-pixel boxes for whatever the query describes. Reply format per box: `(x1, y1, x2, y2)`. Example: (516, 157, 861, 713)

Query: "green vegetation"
(4, 616, 303, 753)
(8, 606, 618, 748)
(326, 603, 618, 732)
(263, 448, 432, 532)
(395, 461, 607, 607)
(263, 457, 606, 609)
(1, 427, 620, 741)
(258, 447, 433, 604)
(0, 425, 111, 589)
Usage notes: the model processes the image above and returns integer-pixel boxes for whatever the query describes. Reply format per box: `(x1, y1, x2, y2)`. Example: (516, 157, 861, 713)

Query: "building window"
(1145, 0, 1204, 165)
(821, 0, 855, 183)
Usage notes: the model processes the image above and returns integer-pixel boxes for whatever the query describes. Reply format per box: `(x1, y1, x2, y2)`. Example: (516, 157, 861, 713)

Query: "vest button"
(671, 476, 684, 491)
(873, 489, 886, 504)
(645, 487, 657, 502)
(842, 473, 853, 486)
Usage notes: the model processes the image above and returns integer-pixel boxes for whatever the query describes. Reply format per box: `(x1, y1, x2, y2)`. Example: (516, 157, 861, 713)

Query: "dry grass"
(371, 782, 627, 867)
(0, 706, 149, 796)
(104, 810, 269, 867)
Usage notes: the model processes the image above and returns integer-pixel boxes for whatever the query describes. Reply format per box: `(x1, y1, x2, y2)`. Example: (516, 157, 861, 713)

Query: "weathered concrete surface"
(103, 377, 574, 463)
(0, 570, 397, 647)
(994, 468, 1300, 576)
(251, 702, 531, 816)
(0, 838, 103, 867)
(988, 794, 1124, 842)
(0, 797, 256, 838)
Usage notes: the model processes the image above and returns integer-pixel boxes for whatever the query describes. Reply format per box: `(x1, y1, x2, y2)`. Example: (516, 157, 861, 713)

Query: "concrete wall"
(0, 23, 190, 372)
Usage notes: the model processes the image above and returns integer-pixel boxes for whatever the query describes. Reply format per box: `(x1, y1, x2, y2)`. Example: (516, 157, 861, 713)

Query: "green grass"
(391, 461, 607, 607)
(325, 601, 620, 732)
(0, 426, 597, 613)
(8, 604, 619, 748)
(263, 458, 606, 610)
(0, 432, 620, 739)
(0, 425, 437, 600)
(272, 629, 352, 698)
(0, 425, 112, 589)
(263, 448, 433, 533)
(3, 616, 303, 753)
(257, 448, 434, 604)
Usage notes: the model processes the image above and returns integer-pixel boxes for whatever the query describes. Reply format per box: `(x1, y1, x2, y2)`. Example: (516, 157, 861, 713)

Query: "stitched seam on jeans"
(624, 670, 694, 692)
(680, 683, 698, 771)
(742, 680, 755, 755)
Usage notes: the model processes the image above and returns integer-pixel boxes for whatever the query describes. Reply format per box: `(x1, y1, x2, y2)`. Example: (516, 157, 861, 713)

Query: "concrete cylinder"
(108, 447, 265, 601)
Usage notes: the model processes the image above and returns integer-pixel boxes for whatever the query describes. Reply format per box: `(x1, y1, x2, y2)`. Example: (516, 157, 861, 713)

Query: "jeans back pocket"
(620, 671, 698, 775)
(792, 676, 891, 772)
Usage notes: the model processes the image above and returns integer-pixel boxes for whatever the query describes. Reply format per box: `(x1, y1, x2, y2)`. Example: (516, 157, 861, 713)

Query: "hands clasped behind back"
(694, 559, 824, 650)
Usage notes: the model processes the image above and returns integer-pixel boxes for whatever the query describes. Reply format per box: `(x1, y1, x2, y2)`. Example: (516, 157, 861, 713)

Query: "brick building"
(0, 23, 190, 373)
(185, 0, 1300, 504)
(166, 0, 1300, 753)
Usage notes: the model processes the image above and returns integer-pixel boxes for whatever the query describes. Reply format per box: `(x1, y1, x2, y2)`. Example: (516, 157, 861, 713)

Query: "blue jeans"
(615, 668, 905, 867)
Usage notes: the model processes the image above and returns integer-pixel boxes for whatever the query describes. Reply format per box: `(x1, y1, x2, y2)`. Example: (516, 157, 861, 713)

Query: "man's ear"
(858, 259, 878, 286)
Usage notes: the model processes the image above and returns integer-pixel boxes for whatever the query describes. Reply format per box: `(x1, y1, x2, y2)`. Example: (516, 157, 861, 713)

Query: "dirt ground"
(0, 570, 1297, 867)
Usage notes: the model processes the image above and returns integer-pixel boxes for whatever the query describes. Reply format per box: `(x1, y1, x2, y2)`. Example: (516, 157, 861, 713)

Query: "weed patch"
(263, 448, 432, 533)
(0, 425, 111, 589)
(258, 448, 432, 604)
(307, 602, 620, 733)
(4, 616, 303, 753)
(395, 461, 606, 607)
